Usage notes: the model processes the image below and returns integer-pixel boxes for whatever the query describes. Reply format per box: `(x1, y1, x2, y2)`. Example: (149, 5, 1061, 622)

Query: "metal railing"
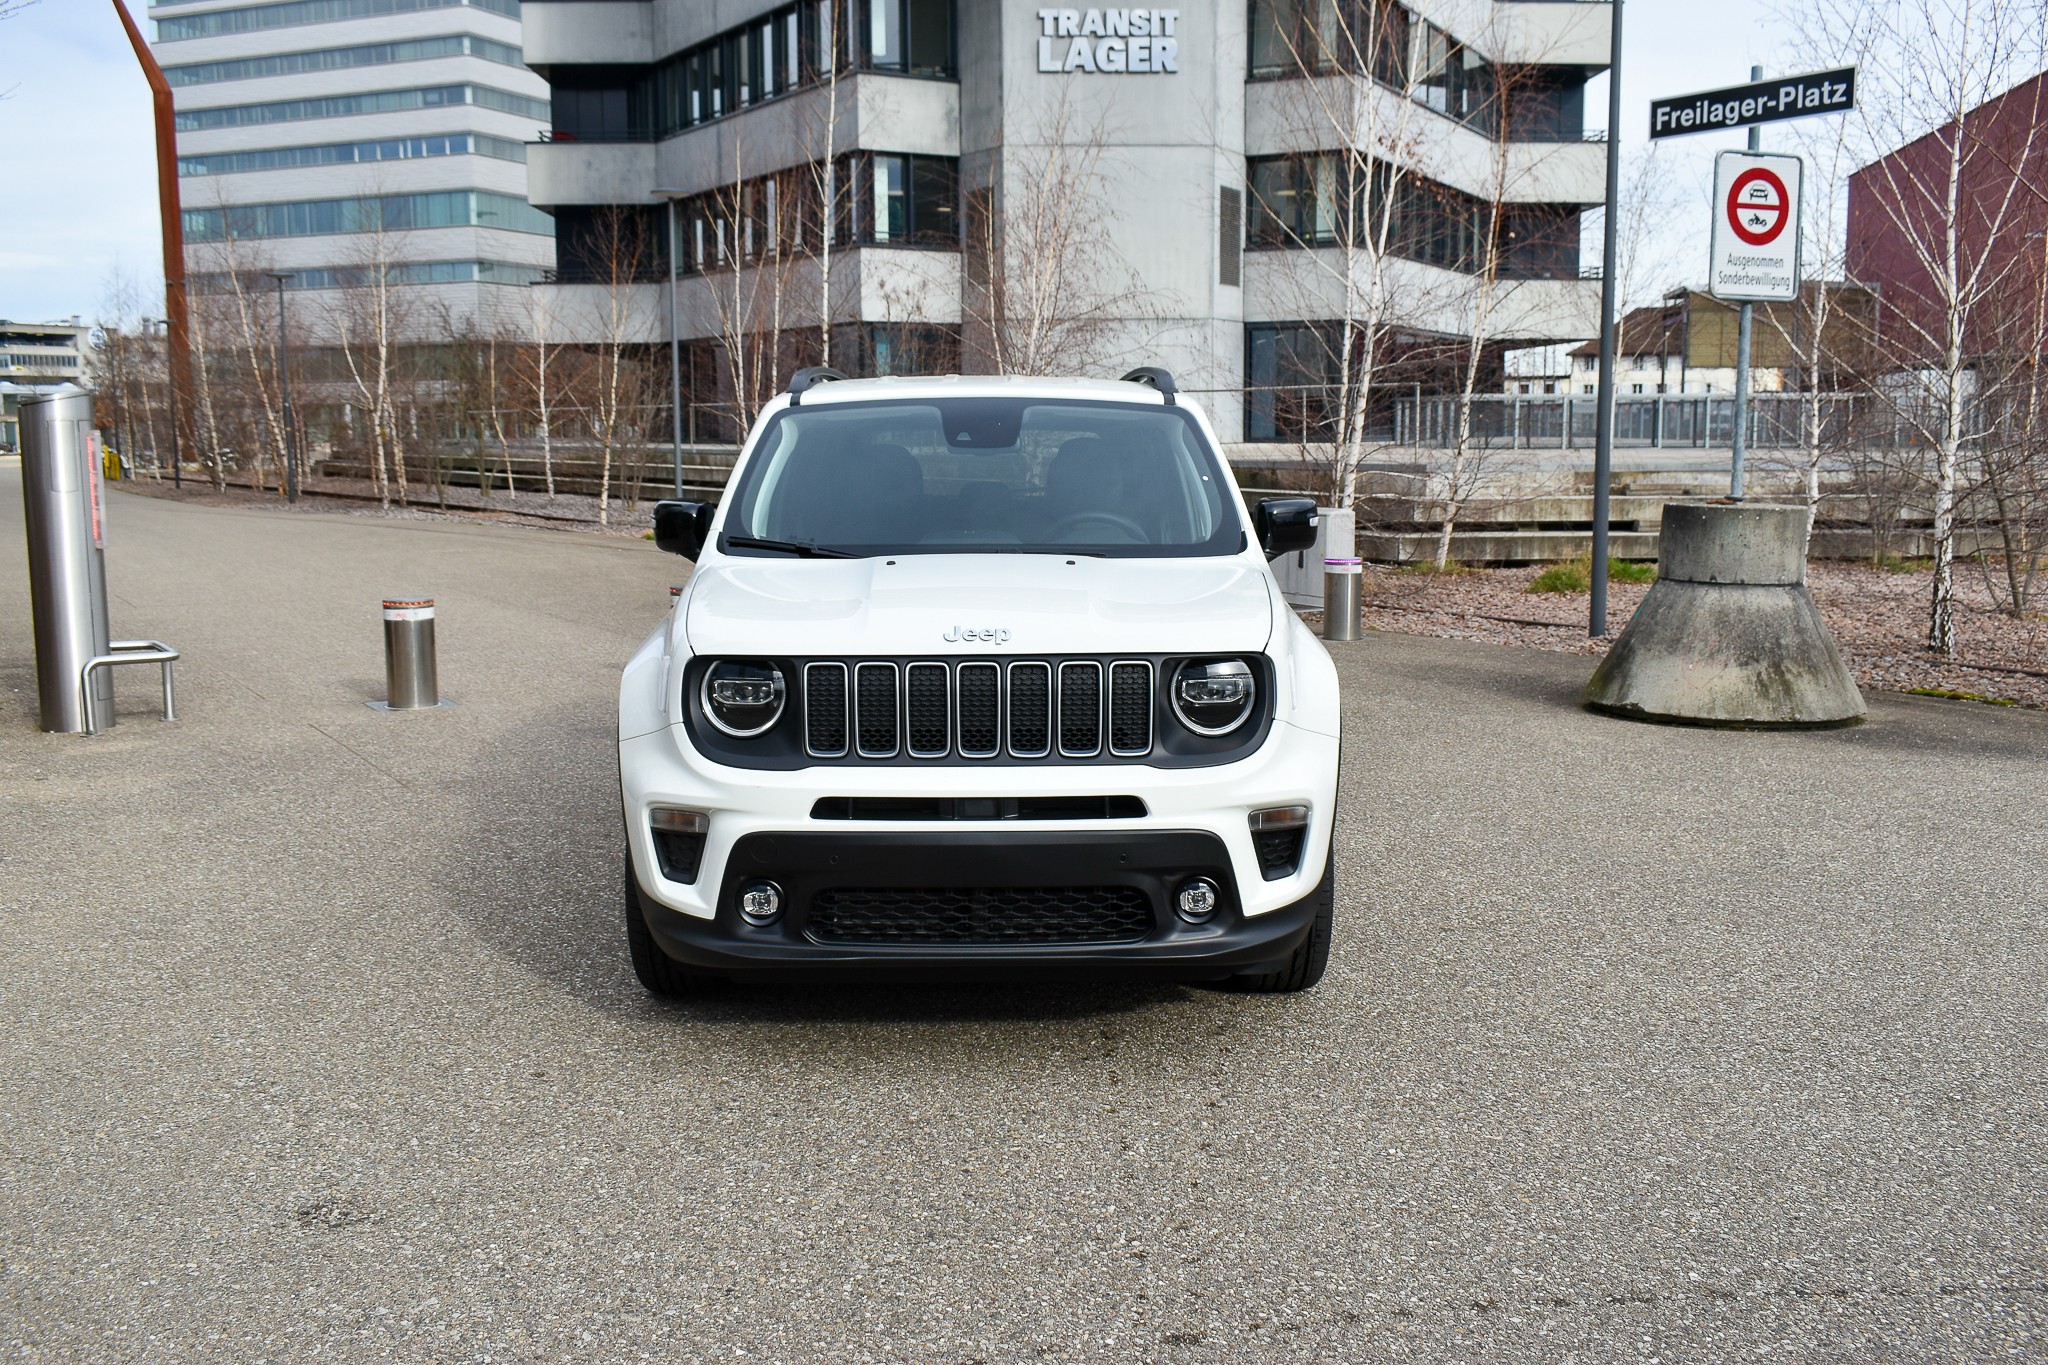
(1388, 392, 1940, 451)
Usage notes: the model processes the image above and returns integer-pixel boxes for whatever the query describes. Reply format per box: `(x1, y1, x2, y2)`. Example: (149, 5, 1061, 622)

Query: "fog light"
(1176, 877, 1220, 924)
(738, 881, 783, 926)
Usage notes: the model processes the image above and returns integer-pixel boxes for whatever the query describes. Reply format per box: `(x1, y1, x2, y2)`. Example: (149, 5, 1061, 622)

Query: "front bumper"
(619, 717, 1339, 927)
(629, 829, 1322, 979)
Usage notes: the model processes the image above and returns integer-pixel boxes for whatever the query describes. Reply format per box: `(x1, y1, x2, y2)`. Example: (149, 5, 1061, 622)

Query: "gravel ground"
(1337, 562, 2048, 710)
(4, 472, 2046, 1362)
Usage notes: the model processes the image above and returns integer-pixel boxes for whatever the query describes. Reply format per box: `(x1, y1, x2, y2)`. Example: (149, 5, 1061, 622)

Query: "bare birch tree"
(1794, 0, 2048, 656)
(1243, 1, 1433, 510)
(961, 78, 1157, 377)
(334, 204, 416, 507)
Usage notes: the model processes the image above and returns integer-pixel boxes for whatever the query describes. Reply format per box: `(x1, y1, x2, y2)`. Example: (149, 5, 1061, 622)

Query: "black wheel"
(623, 854, 725, 998)
(1214, 846, 1335, 994)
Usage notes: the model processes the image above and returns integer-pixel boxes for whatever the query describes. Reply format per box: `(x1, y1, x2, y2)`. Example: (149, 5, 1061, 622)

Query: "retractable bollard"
(1322, 558, 1362, 642)
(20, 386, 180, 735)
(375, 598, 443, 711)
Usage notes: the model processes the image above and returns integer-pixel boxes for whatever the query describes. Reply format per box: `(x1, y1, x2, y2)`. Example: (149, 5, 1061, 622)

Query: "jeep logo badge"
(944, 626, 1012, 643)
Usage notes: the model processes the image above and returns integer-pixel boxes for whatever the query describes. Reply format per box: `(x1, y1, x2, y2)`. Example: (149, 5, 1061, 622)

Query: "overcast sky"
(0, 0, 1794, 326)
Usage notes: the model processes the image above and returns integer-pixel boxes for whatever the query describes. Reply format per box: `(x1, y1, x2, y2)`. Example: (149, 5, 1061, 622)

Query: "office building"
(521, 0, 1611, 443)
(152, 0, 556, 333)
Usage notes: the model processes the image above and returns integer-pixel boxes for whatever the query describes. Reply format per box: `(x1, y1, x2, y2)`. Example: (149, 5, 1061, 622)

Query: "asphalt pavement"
(3, 465, 2045, 1363)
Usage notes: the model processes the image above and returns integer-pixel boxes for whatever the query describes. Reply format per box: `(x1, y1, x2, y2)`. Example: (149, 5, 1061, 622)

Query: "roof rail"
(1119, 366, 1178, 405)
(787, 366, 848, 406)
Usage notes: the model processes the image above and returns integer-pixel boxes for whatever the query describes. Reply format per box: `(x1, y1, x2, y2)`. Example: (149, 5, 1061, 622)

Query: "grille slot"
(905, 663, 949, 758)
(807, 885, 1153, 945)
(1058, 661, 1103, 757)
(854, 662, 900, 757)
(956, 662, 1000, 758)
(803, 663, 849, 758)
(1108, 661, 1152, 756)
(1007, 662, 1052, 757)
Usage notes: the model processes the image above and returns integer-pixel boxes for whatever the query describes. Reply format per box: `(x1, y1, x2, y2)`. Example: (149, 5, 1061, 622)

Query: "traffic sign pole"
(1730, 67, 1762, 501)
(1590, 0, 1625, 637)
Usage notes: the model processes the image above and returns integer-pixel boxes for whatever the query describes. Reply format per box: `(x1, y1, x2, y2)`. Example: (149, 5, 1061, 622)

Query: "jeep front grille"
(802, 658, 1154, 761)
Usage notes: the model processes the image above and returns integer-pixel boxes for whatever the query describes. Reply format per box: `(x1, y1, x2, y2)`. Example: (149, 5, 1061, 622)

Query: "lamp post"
(655, 189, 687, 498)
(1589, 0, 1625, 636)
(154, 316, 181, 489)
(266, 271, 298, 503)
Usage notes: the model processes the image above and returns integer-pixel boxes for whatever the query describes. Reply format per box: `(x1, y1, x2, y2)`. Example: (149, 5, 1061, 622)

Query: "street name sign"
(1709, 151, 1803, 302)
(1650, 68, 1856, 139)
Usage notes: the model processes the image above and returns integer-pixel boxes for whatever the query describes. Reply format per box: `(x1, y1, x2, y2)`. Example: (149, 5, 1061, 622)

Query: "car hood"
(684, 554, 1274, 658)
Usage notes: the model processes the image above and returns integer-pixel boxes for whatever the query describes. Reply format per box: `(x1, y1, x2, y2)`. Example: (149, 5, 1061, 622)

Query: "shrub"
(1526, 556, 1657, 595)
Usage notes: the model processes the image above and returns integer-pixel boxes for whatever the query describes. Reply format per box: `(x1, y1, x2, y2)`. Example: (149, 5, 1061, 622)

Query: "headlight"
(1171, 658, 1255, 736)
(701, 660, 786, 737)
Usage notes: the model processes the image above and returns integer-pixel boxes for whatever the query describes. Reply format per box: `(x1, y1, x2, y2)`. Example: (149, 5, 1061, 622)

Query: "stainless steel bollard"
(1322, 557, 1362, 642)
(19, 387, 113, 732)
(380, 598, 440, 710)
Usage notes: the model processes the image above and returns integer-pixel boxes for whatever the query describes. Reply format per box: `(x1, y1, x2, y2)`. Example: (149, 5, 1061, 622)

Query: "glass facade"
(1247, 0, 1588, 142)
(164, 35, 524, 86)
(183, 190, 553, 241)
(175, 84, 550, 131)
(191, 259, 552, 291)
(178, 133, 528, 177)
(548, 1, 955, 144)
(156, 0, 520, 42)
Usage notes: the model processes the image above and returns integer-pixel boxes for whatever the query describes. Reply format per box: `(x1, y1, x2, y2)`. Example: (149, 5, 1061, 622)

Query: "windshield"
(720, 398, 1242, 558)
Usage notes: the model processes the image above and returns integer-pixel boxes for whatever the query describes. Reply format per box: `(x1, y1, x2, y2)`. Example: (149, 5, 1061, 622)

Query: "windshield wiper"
(723, 535, 858, 559)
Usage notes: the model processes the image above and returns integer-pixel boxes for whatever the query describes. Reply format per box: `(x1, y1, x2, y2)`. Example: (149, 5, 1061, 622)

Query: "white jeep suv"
(619, 368, 1341, 995)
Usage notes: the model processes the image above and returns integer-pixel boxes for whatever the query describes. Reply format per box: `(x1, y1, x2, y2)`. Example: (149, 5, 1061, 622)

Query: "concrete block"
(1585, 503, 1865, 728)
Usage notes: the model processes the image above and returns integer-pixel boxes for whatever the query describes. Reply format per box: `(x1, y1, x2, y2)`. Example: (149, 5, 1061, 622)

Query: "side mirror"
(1253, 497, 1319, 561)
(653, 500, 713, 560)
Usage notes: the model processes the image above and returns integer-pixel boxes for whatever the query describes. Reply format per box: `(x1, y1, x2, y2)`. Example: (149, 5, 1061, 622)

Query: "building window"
(1249, 0, 1407, 85)
(636, 0, 955, 144)
(862, 153, 956, 245)
(1411, 20, 1494, 134)
(155, 0, 519, 43)
(183, 190, 552, 241)
(174, 83, 550, 131)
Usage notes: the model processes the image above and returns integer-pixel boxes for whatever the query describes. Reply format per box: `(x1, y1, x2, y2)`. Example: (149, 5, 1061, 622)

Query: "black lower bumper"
(632, 829, 1318, 980)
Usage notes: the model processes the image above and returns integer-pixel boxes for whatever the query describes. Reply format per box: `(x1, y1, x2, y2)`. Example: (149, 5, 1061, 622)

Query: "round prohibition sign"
(1727, 168, 1791, 247)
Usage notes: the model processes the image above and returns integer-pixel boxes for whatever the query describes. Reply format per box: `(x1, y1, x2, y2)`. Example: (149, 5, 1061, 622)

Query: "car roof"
(782, 374, 1173, 407)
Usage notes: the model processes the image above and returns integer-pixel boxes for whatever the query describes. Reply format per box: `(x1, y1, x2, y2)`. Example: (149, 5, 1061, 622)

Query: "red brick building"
(1847, 69, 2048, 360)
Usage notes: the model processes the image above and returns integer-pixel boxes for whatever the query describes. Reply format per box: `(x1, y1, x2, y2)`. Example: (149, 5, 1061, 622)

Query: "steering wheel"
(1048, 511, 1148, 543)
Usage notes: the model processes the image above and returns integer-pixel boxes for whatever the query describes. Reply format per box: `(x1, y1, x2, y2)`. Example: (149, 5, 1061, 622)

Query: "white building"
(518, 0, 1611, 443)
(0, 318, 92, 451)
(151, 0, 556, 335)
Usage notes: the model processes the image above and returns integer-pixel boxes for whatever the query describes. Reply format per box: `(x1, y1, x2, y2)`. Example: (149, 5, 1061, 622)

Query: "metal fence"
(1389, 392, 1945, 451)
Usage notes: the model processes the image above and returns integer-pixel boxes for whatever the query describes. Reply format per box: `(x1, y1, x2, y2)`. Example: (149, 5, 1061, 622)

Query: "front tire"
(623, 855, 724, 997)
(1215, 847, 1335, 994)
